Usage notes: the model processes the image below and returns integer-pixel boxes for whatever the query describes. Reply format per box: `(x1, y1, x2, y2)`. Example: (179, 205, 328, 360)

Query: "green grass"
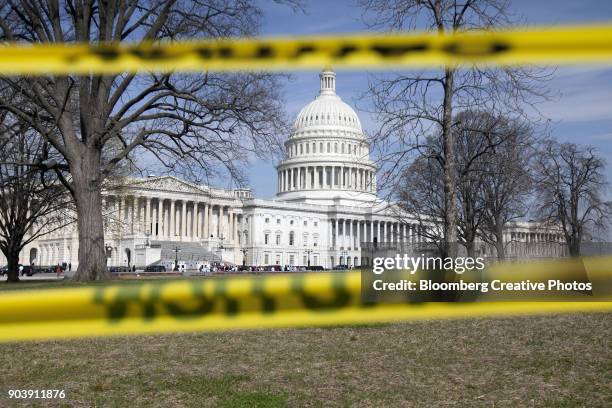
(0, 312, 609, 407)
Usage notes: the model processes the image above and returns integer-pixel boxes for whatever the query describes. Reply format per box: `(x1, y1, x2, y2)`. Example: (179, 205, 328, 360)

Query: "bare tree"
(534, 140, 610, 257)
(395, 110, 508, 257)
(0, 115, 73, 282)
(0, 1, 296, 281)
(477, 117, 534, 260)
(359, 0, 550, 258)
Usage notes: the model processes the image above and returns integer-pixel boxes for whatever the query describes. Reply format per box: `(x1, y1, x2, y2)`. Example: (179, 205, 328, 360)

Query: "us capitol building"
(7, 69, 565, 270)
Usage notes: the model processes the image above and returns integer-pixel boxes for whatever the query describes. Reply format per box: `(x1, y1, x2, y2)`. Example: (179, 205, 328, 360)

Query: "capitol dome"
(293, 70, 362, 132)
(276, 68, 377, 205)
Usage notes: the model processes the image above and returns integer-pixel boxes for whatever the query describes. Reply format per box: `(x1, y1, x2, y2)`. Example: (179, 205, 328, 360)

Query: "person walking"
(55, 264, 62, 279)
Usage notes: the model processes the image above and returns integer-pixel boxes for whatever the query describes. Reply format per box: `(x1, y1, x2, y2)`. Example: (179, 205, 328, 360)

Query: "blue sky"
(239, 0, 612, 199)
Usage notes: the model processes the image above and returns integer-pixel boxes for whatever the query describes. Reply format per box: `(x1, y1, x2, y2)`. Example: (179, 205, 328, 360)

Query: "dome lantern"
(319, 68, 336, 95)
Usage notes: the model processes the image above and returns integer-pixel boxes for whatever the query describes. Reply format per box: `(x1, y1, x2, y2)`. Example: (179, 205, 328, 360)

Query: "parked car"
(0, 266, 8, 276)
(307, 265, 324, 271)
(144, 265, 167, 272)
(108, 266, 131, 273)
(333, 265, 349, 271)
(19, 265, 34, 276)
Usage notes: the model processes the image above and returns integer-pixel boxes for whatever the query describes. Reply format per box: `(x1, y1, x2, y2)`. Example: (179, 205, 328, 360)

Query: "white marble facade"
(5, 69, 565, 269)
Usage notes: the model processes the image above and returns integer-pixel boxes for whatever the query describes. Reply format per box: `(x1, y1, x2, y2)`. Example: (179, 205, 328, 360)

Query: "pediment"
(128, 176, 208, 195)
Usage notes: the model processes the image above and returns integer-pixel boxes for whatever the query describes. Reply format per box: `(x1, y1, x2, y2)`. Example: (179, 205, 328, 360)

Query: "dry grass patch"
(0, 313, 610, 407)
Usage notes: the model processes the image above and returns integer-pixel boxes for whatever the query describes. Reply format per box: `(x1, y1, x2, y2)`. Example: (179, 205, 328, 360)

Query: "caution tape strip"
(1, 259, 611, 343)
(0, 25, 611, 74)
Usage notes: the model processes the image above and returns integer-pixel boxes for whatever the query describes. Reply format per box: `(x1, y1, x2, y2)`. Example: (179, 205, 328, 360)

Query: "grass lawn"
(0, 280, 610, 407)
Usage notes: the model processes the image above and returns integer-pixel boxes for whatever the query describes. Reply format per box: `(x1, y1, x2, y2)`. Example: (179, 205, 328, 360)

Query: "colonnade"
(328, 218, 422, 249)
(510, 231, 564, 243)
(102, 195, 240, 243)
(278, 165, 375, 193)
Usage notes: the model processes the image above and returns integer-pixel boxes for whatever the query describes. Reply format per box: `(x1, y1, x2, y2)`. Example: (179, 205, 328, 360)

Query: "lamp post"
(173, 246, 181, 271)
(240, 248, 248, 266)
(105, 244, 113, 267)
(304, 248, 313, 268)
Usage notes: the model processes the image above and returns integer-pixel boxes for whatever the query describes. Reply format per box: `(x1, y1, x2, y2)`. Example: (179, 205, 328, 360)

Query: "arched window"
(306, 144, 309, 154)
(327, 143, 330, 153)
(334, 143, 338, 153)
(300, 144, 303, 154)
(289, 231, 295, 246)
(312, 142, 315, 153)
(341, 143, 345, 153)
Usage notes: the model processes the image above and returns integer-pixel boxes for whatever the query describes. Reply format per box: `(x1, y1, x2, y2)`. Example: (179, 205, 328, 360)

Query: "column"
(334, 219, 339, 248)
(370, 221, 374, 243)
(195, 202, 201, 240)
(219, 205, 225, 239)
(191, 200, 200, 241)
(204, 203, 210, 238)
(233, 213, 239, 244)
(145, 197, 151, 235)
(130, 196, 136, 233)
(120, 196, 125, 223)
(348, 219, 353, 248)
(228, 208, 234, 242)
(357, 221, 361, 249)
(170, 200, 175, 239)
(181, 201, 187, 239)
(157, 199, 163, 238)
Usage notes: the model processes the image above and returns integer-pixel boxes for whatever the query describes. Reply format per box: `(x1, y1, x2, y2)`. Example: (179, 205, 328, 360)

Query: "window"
(290, 220, 294, 225)
(303, 234, 308, 246)
(289, 255, 295, 266)
(277, 218, 281, 224)
(264, 233, 270, 245)
(306, 144, 309, 154)
(327, 142, 330, 152)
(264, 254, 269, 264)
(276, 254, 281, 265)
(289, 231, 295, 246)
(314, 221, 318, 227)
(320, 142, 323, 152)
(303, 255, 307, 265)
(334, 143, 338, 153)
(341, 143, 345, 153)
(276, 234, 281, 245)
(313, 142, 316, 153)
(303, 220, 307, 226)
(300, 144, 303, 154)
(265, 218, 269, 223)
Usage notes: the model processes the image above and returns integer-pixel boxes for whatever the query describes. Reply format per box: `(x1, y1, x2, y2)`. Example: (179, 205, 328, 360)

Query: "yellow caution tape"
(1, 257, 611, 343)
(0, 25, 611, 75)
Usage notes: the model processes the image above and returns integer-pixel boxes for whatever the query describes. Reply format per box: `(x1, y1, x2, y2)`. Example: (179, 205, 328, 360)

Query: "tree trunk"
(495, 224, 506, 261)
(465, 240, 475, 259)
(4, 248, 20, 282)
(568, 236, 581, 257)
(71, 150, 112, 281)
(442, 68, 458, 259)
